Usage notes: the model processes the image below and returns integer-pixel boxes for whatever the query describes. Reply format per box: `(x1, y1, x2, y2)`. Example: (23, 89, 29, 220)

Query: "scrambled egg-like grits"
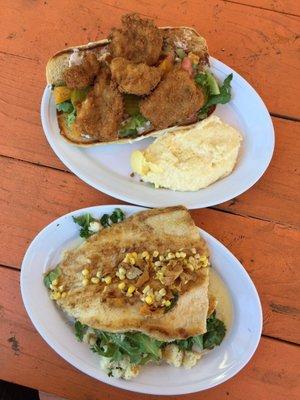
(131, 116, 242, 191)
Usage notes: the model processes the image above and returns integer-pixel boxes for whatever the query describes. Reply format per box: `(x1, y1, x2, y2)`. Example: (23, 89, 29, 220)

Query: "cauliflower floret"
(162, 344, 183, 367)
(182, 351, 202, 369)
(100, 356, 140, 380)
(82, 328, 96, 346)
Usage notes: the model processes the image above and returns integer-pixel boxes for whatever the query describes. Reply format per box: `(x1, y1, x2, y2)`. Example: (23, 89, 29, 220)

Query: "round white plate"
(21, 205, 262, 395)
(41, 58, 274, 209)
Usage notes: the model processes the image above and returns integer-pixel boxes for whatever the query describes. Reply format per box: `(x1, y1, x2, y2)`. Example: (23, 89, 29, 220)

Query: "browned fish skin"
(76, 66, 123, 141)
(63, 53, 100, 89)
(52, 206, 210, 341)
(109, 13, 163, 66)
(110, 57, 162, 96)
(140, 69, 205, 130)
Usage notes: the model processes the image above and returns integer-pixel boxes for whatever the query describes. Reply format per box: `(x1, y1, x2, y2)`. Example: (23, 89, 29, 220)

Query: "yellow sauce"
(209, 268, 233, 328)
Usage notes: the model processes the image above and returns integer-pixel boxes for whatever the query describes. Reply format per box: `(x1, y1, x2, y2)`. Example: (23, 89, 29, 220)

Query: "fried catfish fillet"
(63, 53, 100, 89)
(140, 69, 205, 130)
(109, 13, 163, 66)
(76, 66, 123, 141)
(110, 57, 162, 96)
(54, 206, 210, 341)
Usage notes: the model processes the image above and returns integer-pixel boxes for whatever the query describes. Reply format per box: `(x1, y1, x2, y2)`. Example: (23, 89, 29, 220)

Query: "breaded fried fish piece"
(63, 53, 100, 89)
(110, 57, 162, 96)
(109, 13, 163, 66)
(140, 69, 205, 130)
(54, 206, 210, 341)
(76, 66, 123, 142)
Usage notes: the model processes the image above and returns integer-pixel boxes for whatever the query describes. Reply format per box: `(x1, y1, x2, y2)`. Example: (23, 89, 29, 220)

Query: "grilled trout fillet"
(54, 206, 210, 341)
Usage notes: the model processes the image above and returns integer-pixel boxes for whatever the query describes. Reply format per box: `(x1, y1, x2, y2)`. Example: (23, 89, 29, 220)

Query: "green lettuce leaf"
(195, 72, 233, 120)
(43, 265, 61, 289)
(118, 113, 149, 138)
(72, 208, 126, 238)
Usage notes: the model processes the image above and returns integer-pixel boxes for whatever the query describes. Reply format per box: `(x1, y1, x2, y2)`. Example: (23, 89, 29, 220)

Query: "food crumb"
(130, 172, 135, 178)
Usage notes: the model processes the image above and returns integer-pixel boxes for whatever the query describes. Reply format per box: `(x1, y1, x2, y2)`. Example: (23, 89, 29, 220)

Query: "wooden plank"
(216, 117, 300, 227)
(1, 267, 299, 400)
(0, 51, 299, 227)
(0, 157, 299, 344)
(227, 1, 300, 16)
(0, 0, 299, 118)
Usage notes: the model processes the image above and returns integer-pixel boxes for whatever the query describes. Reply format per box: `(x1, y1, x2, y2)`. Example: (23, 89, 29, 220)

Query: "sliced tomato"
(181, 57, 193, 76)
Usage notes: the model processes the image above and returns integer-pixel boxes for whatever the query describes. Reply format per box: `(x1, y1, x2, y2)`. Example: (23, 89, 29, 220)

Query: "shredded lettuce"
(118, 113, 149, 138)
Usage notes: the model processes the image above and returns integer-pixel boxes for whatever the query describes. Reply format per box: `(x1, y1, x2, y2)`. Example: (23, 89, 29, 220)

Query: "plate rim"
(41, 57, 275, 209)
(20, 204, 263, 395)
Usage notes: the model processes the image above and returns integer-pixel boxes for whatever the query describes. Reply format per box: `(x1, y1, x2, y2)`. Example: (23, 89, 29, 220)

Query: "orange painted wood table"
(1, 1, 300, 399)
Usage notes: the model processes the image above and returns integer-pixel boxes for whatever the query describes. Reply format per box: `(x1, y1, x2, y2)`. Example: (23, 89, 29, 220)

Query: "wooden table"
(1, 1, 299, 399)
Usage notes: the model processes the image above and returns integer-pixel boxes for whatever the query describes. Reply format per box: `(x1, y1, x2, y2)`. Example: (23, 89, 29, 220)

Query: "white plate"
(41, 58, 274, 209)
(21, 205, 262, 395)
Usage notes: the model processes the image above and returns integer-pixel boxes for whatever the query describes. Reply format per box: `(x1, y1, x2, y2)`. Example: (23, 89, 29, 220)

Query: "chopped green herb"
(100, 213, 110, 227)
(72, 209, 126, 238)
(110, 208, 125, 224)
(43, 265, 61, 289)
(74, 321, 88, 342)
(72, 213, 96, 239)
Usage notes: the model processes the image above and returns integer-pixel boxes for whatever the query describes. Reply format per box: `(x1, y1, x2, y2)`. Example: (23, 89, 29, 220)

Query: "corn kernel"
(89, 336, 96, 346)
(153, 250, 159, 257)
(102, 275, 112, 284)
(154, 261, 161, 267)
(142, 285, 150, 294)
(52, 291, 61, 300)
(61, 292, 67, 298)
(175, 252, 181, 258)
(118, 282, 126, 290)
(195, 254, 200, 259)
(145, 295, 154, 305)
(52, 279, 58, 286)
(141, 251, 150, 260)
(186, 263, 194, 271)
(159, 288, 166, 296)
(96, 271, 102, 278)
(119, 267, 126, 275)
(127, 285, 136, 294)
(119, 274, 125, 281)
(82, 269, 90, 277)
(132, 252, 138, 259)
(167, 252, 175, 260)
(58, 285, 64, 292)
(189, 256, 194, 263)
(180, 252, 186, 258)
(129, 257, 135, 266)
(159, 255, 165, 261)
(191, 248, 197, 254)
(91, 277, 100, 284)
(164, 300, 171, 307)
(82, 278, 89, 286)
